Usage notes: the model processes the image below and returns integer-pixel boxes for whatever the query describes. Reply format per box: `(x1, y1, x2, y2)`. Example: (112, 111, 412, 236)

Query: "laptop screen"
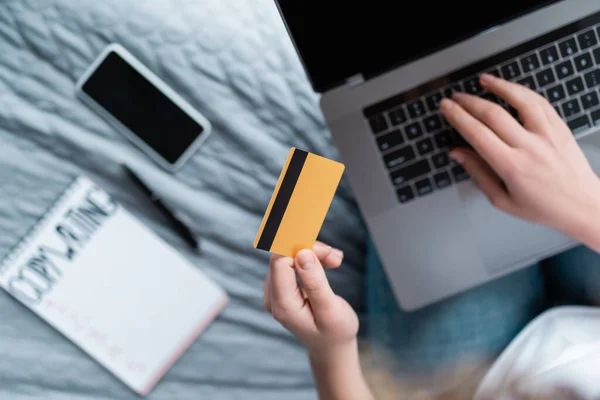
(275, 1, 560, 93)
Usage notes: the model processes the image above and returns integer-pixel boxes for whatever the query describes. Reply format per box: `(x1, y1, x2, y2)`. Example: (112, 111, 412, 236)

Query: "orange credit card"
(254, 148, 345, 257)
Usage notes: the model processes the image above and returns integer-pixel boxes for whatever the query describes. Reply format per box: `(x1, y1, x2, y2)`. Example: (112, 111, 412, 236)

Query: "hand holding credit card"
(254, 148, 345, 257)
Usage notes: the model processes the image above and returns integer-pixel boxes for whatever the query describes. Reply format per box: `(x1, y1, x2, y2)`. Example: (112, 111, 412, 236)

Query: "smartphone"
(75, 43, 211, 173)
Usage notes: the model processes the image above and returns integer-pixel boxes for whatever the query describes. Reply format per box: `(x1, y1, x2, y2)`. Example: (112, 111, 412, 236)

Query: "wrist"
(308, 338, 359, 368)
(563, 182, 600, 252)
(308, 339, 374, 400)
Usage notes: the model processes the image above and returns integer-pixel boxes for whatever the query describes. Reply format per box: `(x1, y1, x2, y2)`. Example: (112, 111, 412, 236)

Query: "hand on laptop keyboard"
(441, 73, 600, 251)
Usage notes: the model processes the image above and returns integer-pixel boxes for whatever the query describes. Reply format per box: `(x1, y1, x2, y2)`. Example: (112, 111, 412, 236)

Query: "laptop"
(274, 1, 600, 310)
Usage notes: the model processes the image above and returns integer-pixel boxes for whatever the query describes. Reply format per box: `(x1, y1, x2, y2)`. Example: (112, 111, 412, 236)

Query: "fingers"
(441, 98, 512, 173)
(265, 241, 341, 316)
(479, 73, 555, 133)
(450, 149, 515, 214)
(269, 254, 304, 313)
(294, 249, 337, 327)
(268, 254, 314, 332)
(313, 241, 344, 268)
(452, 92, 528, 147)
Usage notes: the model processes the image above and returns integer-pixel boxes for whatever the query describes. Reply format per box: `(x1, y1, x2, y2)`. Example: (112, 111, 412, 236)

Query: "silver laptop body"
(276, 0, 600, 310)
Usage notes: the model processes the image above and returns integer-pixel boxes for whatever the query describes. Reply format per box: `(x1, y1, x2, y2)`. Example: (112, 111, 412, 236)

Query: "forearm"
(308, 339, 374, 400)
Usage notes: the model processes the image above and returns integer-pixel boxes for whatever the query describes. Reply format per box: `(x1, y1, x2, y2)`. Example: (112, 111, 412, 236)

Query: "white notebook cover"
(0, 176, 227, 395)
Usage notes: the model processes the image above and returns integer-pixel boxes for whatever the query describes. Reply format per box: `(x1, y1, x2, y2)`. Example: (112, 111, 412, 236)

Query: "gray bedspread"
(0, 0, 366, 398)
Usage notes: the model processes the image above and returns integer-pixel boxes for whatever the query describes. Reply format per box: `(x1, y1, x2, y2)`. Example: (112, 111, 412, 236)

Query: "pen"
(122, 165, 200, 251)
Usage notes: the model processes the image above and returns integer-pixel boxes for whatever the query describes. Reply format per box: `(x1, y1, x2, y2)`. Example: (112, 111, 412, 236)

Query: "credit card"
(254, 148, 345, 257)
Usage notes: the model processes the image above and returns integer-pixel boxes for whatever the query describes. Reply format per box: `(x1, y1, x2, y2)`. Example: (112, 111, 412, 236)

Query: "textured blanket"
(0, 0, 366, 398)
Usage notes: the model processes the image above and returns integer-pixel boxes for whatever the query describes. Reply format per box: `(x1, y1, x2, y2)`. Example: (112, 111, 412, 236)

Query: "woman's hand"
(440, 73, 600, 248)
(264, 242, 373, 400)
(263, 241, 358, 355)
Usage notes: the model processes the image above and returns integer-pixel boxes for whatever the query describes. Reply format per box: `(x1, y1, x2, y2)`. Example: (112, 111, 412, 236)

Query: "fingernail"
(440, 98, 454, 111)
(449, 151, 465, 164)
(297, 249, 317, 270)
(331, 248, 344, 261)
(480, 73, 495, 86)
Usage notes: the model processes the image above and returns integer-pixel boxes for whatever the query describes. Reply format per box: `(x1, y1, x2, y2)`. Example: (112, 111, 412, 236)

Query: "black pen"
(122, 165, 200, 251)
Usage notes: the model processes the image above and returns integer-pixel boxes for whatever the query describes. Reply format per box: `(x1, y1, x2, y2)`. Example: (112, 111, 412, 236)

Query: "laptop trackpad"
(457, 182, 574, 274)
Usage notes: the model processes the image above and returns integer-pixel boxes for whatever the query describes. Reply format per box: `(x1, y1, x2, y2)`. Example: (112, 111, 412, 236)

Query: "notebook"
(0, 176, 227, 395)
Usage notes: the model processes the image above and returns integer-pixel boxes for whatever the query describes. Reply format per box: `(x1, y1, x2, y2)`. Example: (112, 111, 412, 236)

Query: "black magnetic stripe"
(256, 149, 308, 251)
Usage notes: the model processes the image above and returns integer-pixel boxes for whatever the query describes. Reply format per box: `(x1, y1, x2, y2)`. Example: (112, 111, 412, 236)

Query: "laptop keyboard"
(363, 13, 600, 205)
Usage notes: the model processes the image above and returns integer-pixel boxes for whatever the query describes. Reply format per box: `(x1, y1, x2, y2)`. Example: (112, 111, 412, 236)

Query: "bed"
(0, 0, 367, 398)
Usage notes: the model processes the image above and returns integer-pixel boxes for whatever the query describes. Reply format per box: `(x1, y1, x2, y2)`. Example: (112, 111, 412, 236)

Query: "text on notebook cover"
(3, 186, 117, 305)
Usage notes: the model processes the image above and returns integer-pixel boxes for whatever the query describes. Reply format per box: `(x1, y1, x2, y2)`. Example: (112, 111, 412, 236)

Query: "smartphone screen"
(81, 51, 204, 164)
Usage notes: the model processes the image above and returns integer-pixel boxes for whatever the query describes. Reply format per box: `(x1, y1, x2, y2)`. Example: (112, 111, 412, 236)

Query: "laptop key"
(558, 37, 578, 57)
(547, 83, 566, 103)
(423, 114, 443, 133)
(451, 165, 469, 182)
(517, 76, 537, 91)
(431, 152, 450, 169)
(405, 121, 424, 140)
(463, 77, 483, 94)
(520, 53, 540, 73)
(540, 45, 559, 65)
(426, 92, 443, 112)
(433, 171, 452, 189)
(368, 115, 388, 134)
(486, 68, 500, 78)
(580, 91, 599, 110)
(555, 60, 575, 80)
(452, 130, 472, 149)
(415, 177, 434, 197)
(376, 129, 404, 151)
(562, 99, 581, 118)
(567, 115, 591, 135)
(591, 109, 600, 126)
(390, 160, 431, 186)
(388, 107, 406, 126)
(594, 48, 600, 65)
(577, 29, 598, 50)
(566, 76, 585, 96)
(434, 130, 453, 149)
(396, 185, 415, 204)
(501, 61, 521, 80)
(574, 52, 594, 72)
(584, 69, 600, 88)
(416, 137, 435, 156)
(407, 99, 426, 119)
(383, 144, 416, 169)
(481, 92, 499, 104)
(443, 84, 462, 98)
(535, 68, 556, 88)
